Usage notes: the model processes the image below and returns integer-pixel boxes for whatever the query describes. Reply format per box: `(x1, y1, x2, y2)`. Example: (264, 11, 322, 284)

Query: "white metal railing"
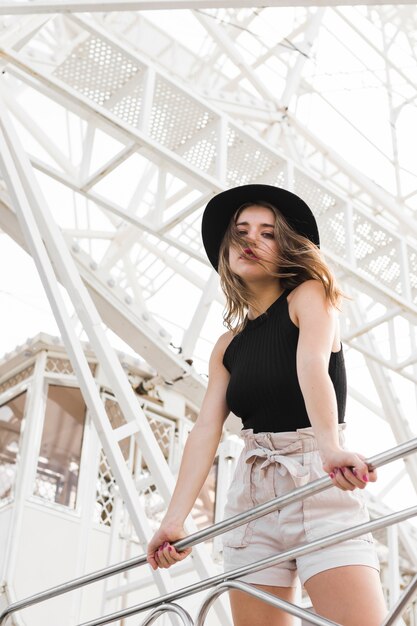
(77, 507, 417, 626)
(1, 437, 417, 626)
(382, 574, 417, 626)
(196, 575, 417, 626)
(195, 581, 339, 626)
(139, 603, 193, 626)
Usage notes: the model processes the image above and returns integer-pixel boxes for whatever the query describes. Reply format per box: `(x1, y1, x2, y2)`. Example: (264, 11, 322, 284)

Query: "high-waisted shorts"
(222, 425, 380, 587)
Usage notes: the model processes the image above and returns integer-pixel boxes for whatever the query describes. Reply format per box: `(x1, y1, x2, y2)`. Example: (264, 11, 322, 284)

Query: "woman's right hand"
(146, 522, 192, 570)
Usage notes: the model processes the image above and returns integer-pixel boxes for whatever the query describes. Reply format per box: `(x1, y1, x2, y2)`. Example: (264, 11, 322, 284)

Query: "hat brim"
(201, 184, 320, 271)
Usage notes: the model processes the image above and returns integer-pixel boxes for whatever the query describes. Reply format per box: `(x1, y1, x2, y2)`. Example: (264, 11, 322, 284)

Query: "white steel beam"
(181, 270, 220, 358)
(289, 112, 417, 238)
(343, 307, 403, 343)
(0, 119, 175, 601)
(334, 6, 417, 100)
(280, 8, 325, 108)
(0, 14, 50, 48)
(2, 88, 78, 178)
(193, 10, 274, 103)
(2, 11, 415, 400)
(3, 351, 47, 584)
(0, 100, 231, 624)
(1, 1, 416, 14)
(29, 156, 208, 265)
(3, 18, 416, 244)
(80, 142, 137, 191)
(347, 296, 417, 493)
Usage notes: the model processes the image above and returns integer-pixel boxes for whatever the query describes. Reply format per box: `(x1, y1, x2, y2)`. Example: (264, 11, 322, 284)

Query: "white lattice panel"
(95, 449, 117, 527)
(147, 412, 175, 461)
(0, 365, 34, 394)
(45, 357, 74, 375)
(45, 357, 96, 376)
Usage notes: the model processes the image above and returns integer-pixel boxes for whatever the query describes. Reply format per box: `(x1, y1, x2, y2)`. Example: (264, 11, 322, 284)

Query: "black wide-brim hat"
(201, 184, 320, 271)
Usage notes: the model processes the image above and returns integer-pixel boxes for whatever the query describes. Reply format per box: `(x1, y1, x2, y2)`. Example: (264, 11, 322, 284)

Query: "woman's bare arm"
(147, 330, 232, 569)
(293, 280, 375, 490)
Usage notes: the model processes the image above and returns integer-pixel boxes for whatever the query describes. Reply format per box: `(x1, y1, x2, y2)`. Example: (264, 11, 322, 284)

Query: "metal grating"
(180, 127, 219, 175)
(226, 126, 283, 186)
(0, 365, 34, 395)
(54, 36, 142, 106)
(295, 172, 348, 257)
(109, 80, 146, 128)
(408, 250, 417, 304)
(353, 214, 402, 295)
(257, 167, 287, 188)
(294, 171, 340, 218)
(319, 209, 348, 259)
(149, 76, 218, 161)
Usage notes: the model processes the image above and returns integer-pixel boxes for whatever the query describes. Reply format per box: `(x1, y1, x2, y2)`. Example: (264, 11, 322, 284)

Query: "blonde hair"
(218, 201, 344, 334)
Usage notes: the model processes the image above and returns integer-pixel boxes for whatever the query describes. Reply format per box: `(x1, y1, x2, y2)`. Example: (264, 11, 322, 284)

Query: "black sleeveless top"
(222, 289, 347, 433)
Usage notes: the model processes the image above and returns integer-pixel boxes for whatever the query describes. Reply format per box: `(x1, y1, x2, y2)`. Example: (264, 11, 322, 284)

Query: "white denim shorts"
(222, 425, 380, 587)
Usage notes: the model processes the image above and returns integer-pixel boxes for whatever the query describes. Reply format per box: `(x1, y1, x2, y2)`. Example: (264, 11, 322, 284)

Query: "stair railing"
(195, 580, 340, 626)
(139, 603, 193, 626)
(1, 437, 417, 626)
(381, 573, 417, 626)
(76, 506, 417, 626)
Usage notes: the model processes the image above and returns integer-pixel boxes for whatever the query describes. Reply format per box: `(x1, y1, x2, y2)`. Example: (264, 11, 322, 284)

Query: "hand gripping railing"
(76, 506, 417, 626)
(139, 603, 193, 626)
(1, 437, 417, 625)
(195, 581, 340, 626)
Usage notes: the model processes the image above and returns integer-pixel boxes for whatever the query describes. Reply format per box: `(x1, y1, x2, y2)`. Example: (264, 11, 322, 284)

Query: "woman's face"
(228, 204, 278, 280)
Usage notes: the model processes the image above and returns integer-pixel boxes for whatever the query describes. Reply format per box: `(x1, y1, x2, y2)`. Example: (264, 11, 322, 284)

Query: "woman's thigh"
(229, 584, 297, 626)
(304, 565, 387, 626)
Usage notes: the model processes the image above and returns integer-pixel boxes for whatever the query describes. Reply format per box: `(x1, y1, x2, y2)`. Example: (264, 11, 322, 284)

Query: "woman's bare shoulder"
(287, 280, 334, 329)
(207, 330, 235, 381)
(288, 279, 326, 301)
(213, 329, 235, 355)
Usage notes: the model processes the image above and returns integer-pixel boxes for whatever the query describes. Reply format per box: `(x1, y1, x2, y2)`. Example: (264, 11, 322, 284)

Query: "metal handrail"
(77, 506, 417, 626)
(139, 603, 193, 626)
(381, 573, 417, 626)
(195, 580, 340, 626)
(1, 436, 417, 625)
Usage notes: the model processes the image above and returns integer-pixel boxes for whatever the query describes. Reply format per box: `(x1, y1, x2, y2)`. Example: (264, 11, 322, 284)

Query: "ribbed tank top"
(222, 288, 347, 433)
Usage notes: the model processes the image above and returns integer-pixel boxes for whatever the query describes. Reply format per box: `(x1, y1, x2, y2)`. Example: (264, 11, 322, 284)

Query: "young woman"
(147, 185, 387, 626)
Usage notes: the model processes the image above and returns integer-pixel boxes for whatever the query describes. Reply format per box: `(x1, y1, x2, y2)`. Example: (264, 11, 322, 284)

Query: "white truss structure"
(1, 3, 417, 624)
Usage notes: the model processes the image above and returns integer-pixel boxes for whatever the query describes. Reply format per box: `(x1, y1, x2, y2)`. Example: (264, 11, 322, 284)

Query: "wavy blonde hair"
(218, 201, 345, 334)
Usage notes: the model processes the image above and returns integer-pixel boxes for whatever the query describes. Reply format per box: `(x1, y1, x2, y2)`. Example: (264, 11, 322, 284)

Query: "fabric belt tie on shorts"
(244, 446, 311, 488)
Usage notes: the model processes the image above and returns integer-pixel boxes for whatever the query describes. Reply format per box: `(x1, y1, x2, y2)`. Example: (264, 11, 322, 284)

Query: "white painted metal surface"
(0, 0, 416, 14)
(0, 4, 417, 624)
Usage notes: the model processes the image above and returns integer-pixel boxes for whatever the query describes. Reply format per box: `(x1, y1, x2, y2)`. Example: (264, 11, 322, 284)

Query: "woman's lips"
(241, 247, 259, 259)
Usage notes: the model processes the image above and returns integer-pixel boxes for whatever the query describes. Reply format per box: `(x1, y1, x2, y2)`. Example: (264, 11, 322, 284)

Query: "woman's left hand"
(322, 450, 377, 491)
